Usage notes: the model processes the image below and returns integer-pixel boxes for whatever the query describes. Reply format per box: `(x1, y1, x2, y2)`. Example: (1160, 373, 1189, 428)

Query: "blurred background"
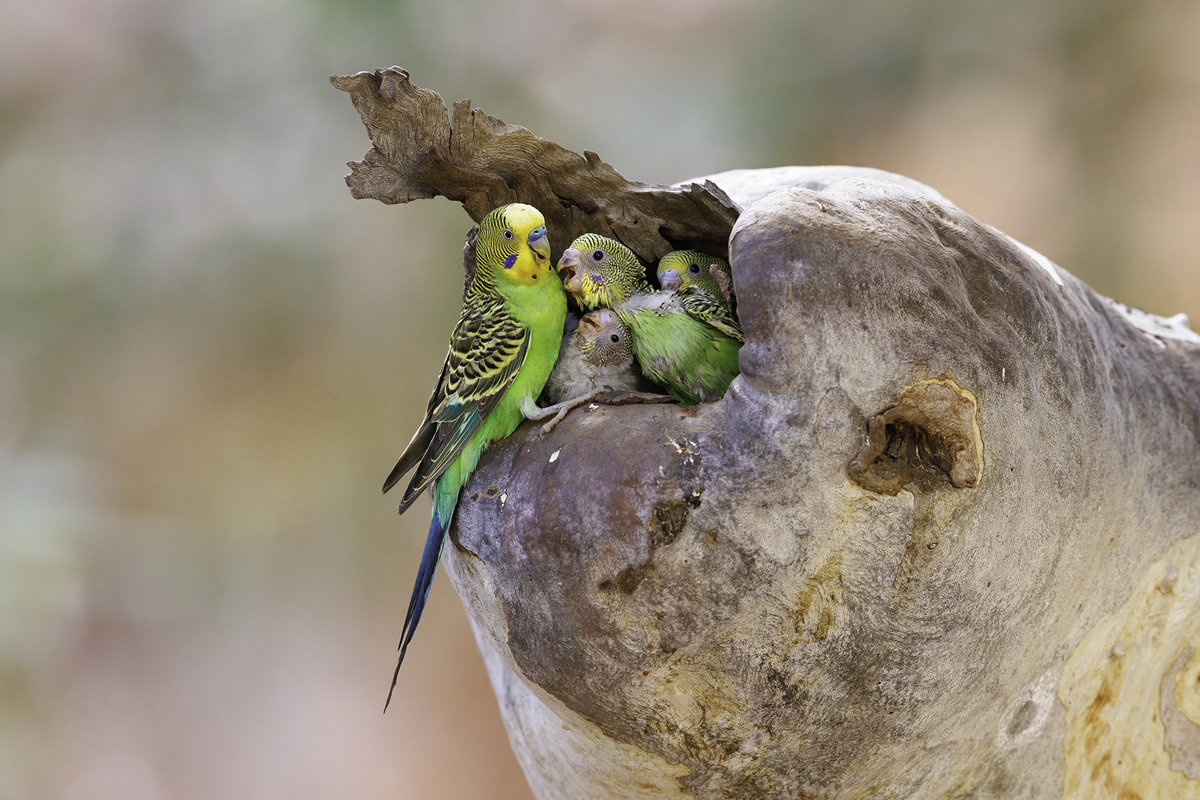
(1, 0, 1197, 797)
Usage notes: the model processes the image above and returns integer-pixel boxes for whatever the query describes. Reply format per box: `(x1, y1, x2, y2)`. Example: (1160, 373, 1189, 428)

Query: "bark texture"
(335, 69, 1200, 799)
(330, 67, 739, 262)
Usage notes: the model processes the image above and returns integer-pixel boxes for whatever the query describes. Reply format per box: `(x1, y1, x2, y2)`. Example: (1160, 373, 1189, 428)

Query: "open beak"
(577, 308, 615, 336)
(658, 268, 681, 291)
(557, 248, 583, 294)
(577, 310, 601, 335)
(528, 226, 551, 262)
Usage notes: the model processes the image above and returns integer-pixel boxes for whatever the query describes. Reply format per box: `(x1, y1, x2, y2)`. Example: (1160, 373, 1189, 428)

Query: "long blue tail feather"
(384, 508, 449, 712)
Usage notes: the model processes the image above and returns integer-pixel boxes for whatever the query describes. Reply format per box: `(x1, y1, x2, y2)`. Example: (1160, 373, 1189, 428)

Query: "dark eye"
(592, 250, 605, 261)
(503, 229, 514, 239)
(609, 333, 620, 343)
(688, 263, 701, 274)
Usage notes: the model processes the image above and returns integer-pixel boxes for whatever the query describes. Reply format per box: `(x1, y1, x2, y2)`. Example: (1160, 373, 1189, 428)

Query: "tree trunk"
(335, 68, 1200, 800)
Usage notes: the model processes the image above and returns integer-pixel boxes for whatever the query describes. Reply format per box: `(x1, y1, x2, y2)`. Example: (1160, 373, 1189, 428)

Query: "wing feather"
(678, 286, 745, 344)
(381, 353, 452, 494)
(383, 293, 529, 512)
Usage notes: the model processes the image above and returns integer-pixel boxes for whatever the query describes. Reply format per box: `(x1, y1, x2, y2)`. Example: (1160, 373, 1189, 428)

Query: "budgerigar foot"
(530, 387, 606, 435)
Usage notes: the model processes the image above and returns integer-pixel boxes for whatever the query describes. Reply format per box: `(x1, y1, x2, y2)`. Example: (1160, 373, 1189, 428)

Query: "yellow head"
(476, 203, 554, 286)
(656, 250, 733, 309)
(555, 233, 650, 310)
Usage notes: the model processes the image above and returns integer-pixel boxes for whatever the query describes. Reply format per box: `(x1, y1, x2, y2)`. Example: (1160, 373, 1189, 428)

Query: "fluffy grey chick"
(543, 309, 643, 404)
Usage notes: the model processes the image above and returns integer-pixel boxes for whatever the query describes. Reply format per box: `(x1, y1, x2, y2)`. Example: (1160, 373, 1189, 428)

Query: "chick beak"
(577, 311, 602, 336)
(658, 268, 682, 291)
(528, 226, 551, 262)
(578, 308, 614, 336)
(557, 248, 583, 293)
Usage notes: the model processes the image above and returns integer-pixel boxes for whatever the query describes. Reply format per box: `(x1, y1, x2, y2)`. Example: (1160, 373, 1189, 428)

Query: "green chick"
(381, 203, 598, 709)
(556, 232, 654, 311)
(656, 250, 735, 313)
(557, 234, 743, 405)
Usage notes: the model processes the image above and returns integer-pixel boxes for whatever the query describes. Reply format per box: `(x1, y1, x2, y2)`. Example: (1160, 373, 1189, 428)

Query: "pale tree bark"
(334, 68, 1200, 800)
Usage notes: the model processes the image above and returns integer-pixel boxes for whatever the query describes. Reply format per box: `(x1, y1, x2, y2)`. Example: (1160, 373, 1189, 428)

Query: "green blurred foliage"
(1, 0, 1196, 797)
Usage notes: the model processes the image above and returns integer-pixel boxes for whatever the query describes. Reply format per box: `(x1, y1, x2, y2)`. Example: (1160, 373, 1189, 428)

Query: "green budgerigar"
(556, 232, 654, 311)
(381, 203, 596, 709)
(656, 250, 736, 312)
(543, 308, 642, 403)
(557, 235, 744, 405)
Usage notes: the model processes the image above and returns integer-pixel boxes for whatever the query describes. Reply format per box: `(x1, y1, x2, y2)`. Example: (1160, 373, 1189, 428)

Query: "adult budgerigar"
(557, 234, 744, 405)
(381, 203, 598, 709)
(543, 308, 642, 403)
(656, 250, 736, 313)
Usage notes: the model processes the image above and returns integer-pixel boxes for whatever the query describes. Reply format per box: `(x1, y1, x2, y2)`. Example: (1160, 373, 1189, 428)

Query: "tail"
(384, 506, 450, 712)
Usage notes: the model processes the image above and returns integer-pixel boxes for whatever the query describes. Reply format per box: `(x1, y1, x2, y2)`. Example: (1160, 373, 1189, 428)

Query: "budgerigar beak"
(658, 268, 682, 290)
(528, 226, 551, 262)
(578, 308, 615, 335)
(577, 313, 602, 335)
(557, 248, 583, 294)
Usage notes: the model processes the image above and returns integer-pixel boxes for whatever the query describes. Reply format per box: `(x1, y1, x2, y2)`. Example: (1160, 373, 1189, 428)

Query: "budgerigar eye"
(592, 250, 605, 261)
(688, 262, 701, 274)
(609, 333, 620, 343)
(503, 229, 514, 240)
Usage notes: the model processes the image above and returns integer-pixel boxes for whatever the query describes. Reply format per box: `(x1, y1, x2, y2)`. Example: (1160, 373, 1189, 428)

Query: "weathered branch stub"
(330, 67, 740, 263)
(337, 69, 1200, 799)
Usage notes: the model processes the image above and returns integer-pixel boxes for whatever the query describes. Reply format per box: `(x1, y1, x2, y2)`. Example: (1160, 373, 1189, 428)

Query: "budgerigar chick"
(614, 287, 743, 404)
(543, 308, 642, 403)
(557, 234, 744, 405)
(656, 250, 735, 313)
(556, 232, 653, 310)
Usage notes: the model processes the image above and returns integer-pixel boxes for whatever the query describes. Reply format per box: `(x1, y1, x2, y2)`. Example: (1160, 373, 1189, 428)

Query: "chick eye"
(609, 333, 620, 343)
(503, 229, 514, 240)
(688, 263, 701, 274)
(592, 250, 605, 261)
